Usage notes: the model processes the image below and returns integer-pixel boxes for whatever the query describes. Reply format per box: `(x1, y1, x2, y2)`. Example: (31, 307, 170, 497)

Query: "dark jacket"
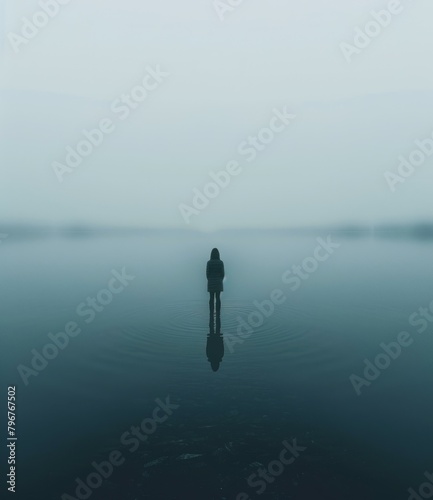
(206, 259, 224, 292)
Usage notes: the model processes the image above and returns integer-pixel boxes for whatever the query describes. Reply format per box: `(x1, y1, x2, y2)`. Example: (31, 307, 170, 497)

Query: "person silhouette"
(206, 248, 224, 316)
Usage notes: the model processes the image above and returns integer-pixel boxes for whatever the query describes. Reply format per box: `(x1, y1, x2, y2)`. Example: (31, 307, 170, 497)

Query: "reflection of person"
(206, 248, 224, 314)
(206, 331, 224, 372)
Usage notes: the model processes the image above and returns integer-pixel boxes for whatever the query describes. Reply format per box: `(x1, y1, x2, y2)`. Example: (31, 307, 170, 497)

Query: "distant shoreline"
(1, 222, 433, 240)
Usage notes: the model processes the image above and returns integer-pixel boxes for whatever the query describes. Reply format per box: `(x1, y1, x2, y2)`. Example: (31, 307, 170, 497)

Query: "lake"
(2, 229, 433, 500)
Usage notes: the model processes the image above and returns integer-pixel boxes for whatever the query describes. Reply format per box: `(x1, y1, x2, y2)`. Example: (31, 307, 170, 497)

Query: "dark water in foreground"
(2, 231, 433, 500)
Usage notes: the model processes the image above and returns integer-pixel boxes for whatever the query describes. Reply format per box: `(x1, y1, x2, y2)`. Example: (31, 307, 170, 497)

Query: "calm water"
(2, 231, 433, 500)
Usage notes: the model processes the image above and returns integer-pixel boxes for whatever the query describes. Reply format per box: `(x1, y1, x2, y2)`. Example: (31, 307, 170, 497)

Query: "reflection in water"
(5, 234, 433, 499)
(206, 247, 225, 371)
(206, 308, 224, 371)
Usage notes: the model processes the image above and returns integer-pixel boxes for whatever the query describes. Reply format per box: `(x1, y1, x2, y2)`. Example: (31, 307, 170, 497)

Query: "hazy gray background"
(1, 0, 432, 230)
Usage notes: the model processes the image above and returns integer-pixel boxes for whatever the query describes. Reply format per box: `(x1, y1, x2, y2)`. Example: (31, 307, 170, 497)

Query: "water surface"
(3, 231, 433, 499)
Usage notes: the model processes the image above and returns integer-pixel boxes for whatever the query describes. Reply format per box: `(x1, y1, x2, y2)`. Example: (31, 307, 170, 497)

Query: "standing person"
(206, 248, 224, 314)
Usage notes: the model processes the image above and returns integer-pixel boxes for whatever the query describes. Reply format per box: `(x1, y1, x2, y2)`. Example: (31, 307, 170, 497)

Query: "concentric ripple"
(96, 297, 329, 371)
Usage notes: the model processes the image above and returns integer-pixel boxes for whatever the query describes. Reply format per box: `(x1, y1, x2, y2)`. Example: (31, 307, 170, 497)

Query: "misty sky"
(1, 0, 433, 229)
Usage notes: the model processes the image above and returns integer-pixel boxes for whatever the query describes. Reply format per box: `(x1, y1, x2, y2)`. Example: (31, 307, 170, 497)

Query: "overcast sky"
(1, 0, 433, 229)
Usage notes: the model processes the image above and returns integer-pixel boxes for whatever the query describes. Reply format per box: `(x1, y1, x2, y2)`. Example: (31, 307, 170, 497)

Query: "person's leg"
(209, 292, 215, 329)
(216, 291, 221, 313)
(216, 309, 221, 334)
(209, 313, 214, 333)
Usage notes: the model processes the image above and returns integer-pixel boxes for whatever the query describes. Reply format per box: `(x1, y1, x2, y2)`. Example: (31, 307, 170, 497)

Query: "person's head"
(210, 360, 220, 372)
(210, 248, 220, 260)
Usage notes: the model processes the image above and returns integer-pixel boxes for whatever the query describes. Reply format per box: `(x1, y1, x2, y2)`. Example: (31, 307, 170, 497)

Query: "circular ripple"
(111, 298, 321, 365)
(161, 299, 316, 354)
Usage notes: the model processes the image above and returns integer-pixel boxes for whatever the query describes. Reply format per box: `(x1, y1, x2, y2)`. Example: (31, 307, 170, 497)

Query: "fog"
(2, 0, 432, 229)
